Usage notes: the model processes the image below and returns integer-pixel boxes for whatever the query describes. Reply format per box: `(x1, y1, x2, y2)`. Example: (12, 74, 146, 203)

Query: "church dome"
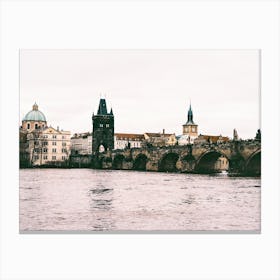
(23, 103, 47, 122)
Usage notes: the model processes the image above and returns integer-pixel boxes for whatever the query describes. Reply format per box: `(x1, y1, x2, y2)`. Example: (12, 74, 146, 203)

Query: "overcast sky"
(20, 49, 260, 139)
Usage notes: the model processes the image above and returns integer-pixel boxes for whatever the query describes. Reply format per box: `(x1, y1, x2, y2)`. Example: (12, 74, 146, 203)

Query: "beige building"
(114, 133, 144, 150)
(214, 155, 229, 171)
(20, 103, 71, 167)
(144, 130, 177, 147)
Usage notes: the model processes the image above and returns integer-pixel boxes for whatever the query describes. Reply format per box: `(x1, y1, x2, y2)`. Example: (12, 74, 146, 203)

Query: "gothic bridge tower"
(92, 98, 114, 154)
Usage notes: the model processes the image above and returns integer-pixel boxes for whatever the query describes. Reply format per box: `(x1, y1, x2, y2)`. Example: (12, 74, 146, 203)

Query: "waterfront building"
(178, 103, 198, 145)
(71, 132, 92, 155)
(19, 103, 71, 167)
(143, 130, 177, 147)
(214, 155, 229, 171)
(114, 133, 144, 150)
(92, 98, 114, 153)
(26, 126, 71, 166)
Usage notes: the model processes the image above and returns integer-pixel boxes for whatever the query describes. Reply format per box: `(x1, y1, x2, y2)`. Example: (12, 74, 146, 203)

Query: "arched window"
(27, 123, 30, 129)
(35, 123, 38, 129)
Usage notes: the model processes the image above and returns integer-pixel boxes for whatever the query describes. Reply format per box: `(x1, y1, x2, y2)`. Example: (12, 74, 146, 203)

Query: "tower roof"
(22, 103, 47, 122)
(186, 103, 196, 125)
(96, 98, 113, 116)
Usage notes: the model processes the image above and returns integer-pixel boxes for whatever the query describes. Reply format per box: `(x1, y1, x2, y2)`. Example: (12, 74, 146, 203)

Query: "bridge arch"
(112, 154, 125, 169)
(133, 154, 148, 171)
(159, 152, 179, 172)
(245, 150, 261, 175)
(195, 150, 230, 173)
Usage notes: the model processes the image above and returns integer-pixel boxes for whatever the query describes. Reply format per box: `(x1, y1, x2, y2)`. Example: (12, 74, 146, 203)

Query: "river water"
(19, 169, 261, 232)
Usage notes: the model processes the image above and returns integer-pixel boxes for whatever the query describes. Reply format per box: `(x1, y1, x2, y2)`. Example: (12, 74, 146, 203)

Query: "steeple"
(97, 98, 108, 115)
(110, 108, 113, 115)
(186, 103, 195, 125)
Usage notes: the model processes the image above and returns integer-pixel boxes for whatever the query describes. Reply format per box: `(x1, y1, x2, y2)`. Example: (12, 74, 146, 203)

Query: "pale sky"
(20, 49, 260, 139)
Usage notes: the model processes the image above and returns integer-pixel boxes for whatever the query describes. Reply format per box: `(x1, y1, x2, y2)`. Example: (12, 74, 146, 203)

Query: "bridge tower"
(182, 103, 198, 143)
(92, 98, 114, 154)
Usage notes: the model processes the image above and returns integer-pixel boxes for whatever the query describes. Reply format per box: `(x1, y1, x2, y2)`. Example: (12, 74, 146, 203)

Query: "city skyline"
(20, 49, 260, 139)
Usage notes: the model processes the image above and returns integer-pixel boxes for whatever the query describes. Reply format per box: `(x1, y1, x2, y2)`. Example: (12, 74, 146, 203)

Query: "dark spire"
(97, 98, 108, 115)
(186, 103, 195, 124)
(110, 108, 113, 115)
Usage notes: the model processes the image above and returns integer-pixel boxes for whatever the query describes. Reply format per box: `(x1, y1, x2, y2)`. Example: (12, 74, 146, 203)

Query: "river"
(19, 169, 261, 232)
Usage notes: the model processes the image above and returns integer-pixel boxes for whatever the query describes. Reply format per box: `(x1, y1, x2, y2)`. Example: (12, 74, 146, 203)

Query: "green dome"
(23, 103, 47, 122)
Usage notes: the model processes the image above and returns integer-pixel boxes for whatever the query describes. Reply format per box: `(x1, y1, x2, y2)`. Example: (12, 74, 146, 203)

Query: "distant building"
(214, 155, 229, 171)
(19, 103, 71, 167)
(194, 134, 229, 144)
(178, 103, 198, 145)
(144, 130, 177, 147)
(92, 98, 114, 154)
(114, 133, 144, 150)
(71, 132, 92, 155)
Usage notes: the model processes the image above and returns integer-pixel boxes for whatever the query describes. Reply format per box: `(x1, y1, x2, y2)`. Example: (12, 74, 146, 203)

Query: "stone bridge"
(93, 140, 261, 175)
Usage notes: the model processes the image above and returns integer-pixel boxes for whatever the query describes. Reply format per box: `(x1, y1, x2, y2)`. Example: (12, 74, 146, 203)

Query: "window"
(52, 135, 57, 139)
(52, 148, 56, 153)
(43, 148, 48, 153)
(62, 156, 66, 160)
(106, 124, 109, 128)
(62, 136, 65, 139)
(27, 123, 30, 129)
(62, 142, 66, 146)
(43, 141, 48, 146)
(52, 156, 56, 160)
(34, 141, 39, 145)
(100, 124, 103, 128)
(43, 155, 48, 160)
(35, 124, 38, 129)
(52, 142, 56, 145)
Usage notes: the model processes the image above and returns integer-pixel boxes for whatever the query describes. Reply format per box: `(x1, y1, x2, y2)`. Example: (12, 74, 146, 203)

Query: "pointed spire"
(97, 98, 108, 115)
(187, 102, 194, 124)
(110, 108, 113, 115)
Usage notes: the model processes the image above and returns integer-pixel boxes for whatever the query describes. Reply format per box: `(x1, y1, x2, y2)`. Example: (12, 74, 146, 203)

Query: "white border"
(1, 1, 279, 280)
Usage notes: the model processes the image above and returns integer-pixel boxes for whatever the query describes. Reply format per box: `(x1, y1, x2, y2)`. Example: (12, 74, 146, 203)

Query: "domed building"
(22, 103, 47, 131)
(20, 103, 71, 167)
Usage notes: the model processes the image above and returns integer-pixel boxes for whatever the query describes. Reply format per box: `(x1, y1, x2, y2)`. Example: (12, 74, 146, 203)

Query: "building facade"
(92, 98, 114, 154)
(114, 133, 144, 150)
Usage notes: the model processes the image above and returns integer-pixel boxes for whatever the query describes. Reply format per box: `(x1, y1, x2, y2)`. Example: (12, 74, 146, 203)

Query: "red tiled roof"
(197, 134, 229, 143)
(145, 132, 173, 137)
(115, 133, 145, 140)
